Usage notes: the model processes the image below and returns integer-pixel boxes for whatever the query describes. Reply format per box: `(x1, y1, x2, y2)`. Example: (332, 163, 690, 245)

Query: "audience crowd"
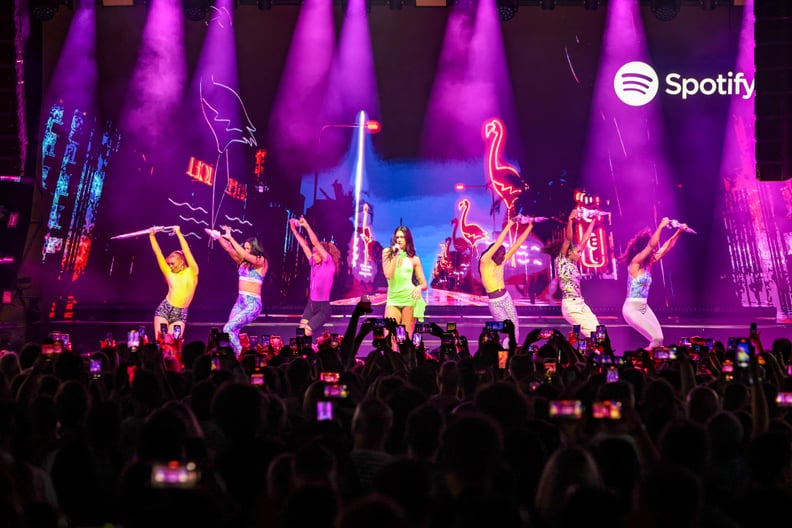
(0, 301, 791, 528)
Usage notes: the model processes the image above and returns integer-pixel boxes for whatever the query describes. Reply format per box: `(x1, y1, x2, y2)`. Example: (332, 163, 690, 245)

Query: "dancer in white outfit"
(618, 217, 687, 351)
(544, 209, 599, 338)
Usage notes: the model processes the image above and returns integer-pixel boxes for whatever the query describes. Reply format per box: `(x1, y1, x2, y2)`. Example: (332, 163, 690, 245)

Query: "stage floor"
(40, 302, 790, 355)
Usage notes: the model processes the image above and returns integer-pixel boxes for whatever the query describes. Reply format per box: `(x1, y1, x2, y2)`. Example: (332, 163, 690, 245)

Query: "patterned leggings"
(488, 291, 520, 345)
(223, 292, 262, 355)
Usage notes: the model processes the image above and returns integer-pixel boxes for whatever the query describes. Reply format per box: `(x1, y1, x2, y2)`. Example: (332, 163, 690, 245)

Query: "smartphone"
(679, 337, 691, 347)
(668, 346, 678, 360)
(539, 328, 554, 340)
(317, 401, 333, 421)
(606, 366, 619, 383)
(447, 322, 457, 332)
(151, 462, 200, 489)
(722, 360, 734, 373)
(296, 327, 306, 337)
(211, 356, 222, 371)
(323, 384, 349, 398)
(270, 335, 283, 352)
(160, 323, 168, 338)
(787, 364, 792, 376)
(173, 324, 182, 340)
(735, 338, 751, 367)
(654, 348, 670, 360)
(210, 327, 220, 342)
(595, 325, 607, 343)
(395, 325, 406, 344)
(250, 372, 264, 386)
(415, 322, 430, 334)
(260, 334, 271, 348)
(217, 332, 231, 349)
(750, 322, 758, 339)
(412, 333, 422, 347)
(579, 339, 588, 353)
(485, 321, 504, 331)
(249, 335, 258, 347)
(592, 400, 623, 420)
(61, 333, 70, 349)
(777, 392, 792, 407)
(42, 343, 56, 357)
(543, 360, 557, 381)
(320, 372, 340, 383)
(498, 350, 508, 369)
(331, 333, 339, 346)
(89, 359, 102, 379)
(128, 329, 140, 349)
(289, 337, 298, 353)
(441, 332, 455, 346)
(549, 400, 584, 419)
(573, 324, 581, 338)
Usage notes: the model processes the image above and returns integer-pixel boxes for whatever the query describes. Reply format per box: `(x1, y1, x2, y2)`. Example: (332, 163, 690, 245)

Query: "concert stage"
(41, 295, 786, 355)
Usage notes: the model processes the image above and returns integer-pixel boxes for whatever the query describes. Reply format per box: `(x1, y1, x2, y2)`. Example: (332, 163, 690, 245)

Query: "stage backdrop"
(29, 2, 792, 322)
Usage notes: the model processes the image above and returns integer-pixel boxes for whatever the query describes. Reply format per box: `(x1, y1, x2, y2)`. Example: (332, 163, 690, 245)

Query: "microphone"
(577, 208, 610, 222)
(668, 219, 697, 234)
(391, 244, 400, 255)
(514, 214, 549, 224)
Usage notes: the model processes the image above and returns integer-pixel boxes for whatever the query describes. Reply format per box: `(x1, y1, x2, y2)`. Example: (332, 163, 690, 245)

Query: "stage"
(34, 295, 788, 356)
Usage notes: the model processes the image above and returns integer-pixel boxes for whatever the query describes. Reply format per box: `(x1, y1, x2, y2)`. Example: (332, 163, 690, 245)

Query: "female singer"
(619, 217, 687, 351)
(381, 225, 428, 337)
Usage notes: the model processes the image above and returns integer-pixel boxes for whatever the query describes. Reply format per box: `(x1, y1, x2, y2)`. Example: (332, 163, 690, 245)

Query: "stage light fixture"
(182, 0, 208, 21)
(388, 0, 403, 10)
(497, 0, 518, 21)
(651, 0, 681, 21)
(700, 0, 716, 9)
(584, 0, 598, 10)
(540, 0, 555, 10)
(30, 0, 59, 21)
(257, 0, 271, 9)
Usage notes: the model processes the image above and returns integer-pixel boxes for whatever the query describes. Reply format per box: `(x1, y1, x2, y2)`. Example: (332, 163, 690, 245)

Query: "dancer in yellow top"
(150, 225, 199, 341)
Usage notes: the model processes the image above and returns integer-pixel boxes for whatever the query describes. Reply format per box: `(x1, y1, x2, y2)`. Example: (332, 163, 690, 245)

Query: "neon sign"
(185, 156, 246, 201)
(481, 117, 526, 214)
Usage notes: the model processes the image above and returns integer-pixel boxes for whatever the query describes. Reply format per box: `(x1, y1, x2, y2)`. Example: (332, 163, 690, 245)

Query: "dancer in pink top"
(290, 217, 341, 336)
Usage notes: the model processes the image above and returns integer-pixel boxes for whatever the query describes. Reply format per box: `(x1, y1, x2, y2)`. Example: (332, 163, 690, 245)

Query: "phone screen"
(539, 328, 554, 340)
(549, 400, 584, 419)
(320, 372, 340, 383)
(317, 401, 333, 421)
(485, 321, 504, 331)
(606, 367, 619, 383)
(261, 335, 271, 348)
(250, 373, 264, 386)
(412, 333, 422, 347)
(447, 322, 457, 332)
(735, 338, 751, 367)
(128, 330, 140, 348)
(173, 325, 182, 340)
(498, 350, 508, 369)
(160, 323, 168, 338)
(395, 325, 406, 344)
(592, 400, 622, 419)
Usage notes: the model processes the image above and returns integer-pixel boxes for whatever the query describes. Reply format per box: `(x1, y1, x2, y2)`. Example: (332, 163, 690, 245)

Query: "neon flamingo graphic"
(481, 118, 527, 214)
(199, 75, 257, 230)
(458, 199, 489, 248)
(450, 218, 472, 253)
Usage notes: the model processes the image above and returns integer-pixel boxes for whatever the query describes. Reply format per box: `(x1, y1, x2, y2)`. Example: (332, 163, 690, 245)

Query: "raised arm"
(382, 246, 398, 281)
(299, 217, 328, 261)
(653, 219, 685, 262)
(560, 209, 577, 257)
(289, 218, 313, 261)
(174, 225, 199, 276)
(578, 214, 597, 250)
(503, 220, 533, 261)
(149, 230, 170, 276)
(215, 227, 244, 264)
(482, 218, 515, 263)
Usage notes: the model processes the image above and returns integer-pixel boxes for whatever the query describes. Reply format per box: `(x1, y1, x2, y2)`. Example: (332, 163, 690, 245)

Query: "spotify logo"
(614, 61, 660, 107)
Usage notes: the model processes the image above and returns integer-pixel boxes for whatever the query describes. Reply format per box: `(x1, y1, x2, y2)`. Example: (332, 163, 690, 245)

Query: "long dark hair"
(245, 237, 267, 260)
(617, 228, 652, 266)
(392, 226, 417, 258)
